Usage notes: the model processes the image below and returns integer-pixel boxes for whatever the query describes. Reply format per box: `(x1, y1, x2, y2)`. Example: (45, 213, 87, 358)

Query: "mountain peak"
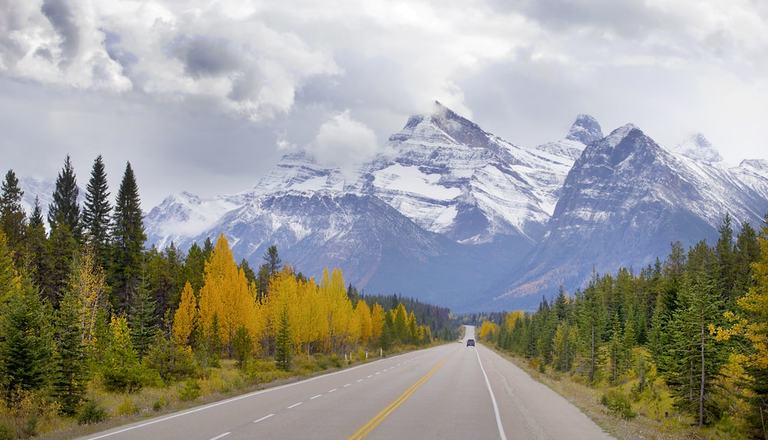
(604, 123, 640, 148)
(674, 133, 722, 163)
(566, 114, 603, 144)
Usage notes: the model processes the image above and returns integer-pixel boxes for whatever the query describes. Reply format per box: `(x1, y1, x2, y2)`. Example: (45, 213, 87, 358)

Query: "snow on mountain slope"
(673, 133, 723, 163)
(492, 125, 768, 310)
(363, 102, 594, 243)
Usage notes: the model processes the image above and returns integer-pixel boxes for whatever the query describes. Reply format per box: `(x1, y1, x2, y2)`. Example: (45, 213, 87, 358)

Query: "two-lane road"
(82, 326, 612, 440)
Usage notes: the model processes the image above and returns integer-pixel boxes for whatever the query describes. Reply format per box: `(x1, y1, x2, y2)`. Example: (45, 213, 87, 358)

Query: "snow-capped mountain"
(673, 133, 723, 163)
(18, 177, 85, 220)
(493, 126, 768, 309)
(145, 104, 768, 311)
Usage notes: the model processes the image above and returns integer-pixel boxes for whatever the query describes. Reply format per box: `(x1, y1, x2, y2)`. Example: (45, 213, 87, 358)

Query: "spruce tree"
(46, 223, 78, 307)
(82, 155, 112, 270)
(48, 155, 81, 238)
(129, 279, 157, 358)
(52, 290, 87, 415)
(0, 278, 53, 404)
(716, 214, 736, 303)
(111, 162, 146, 313)
(275, 307, 292, 371)
(0, 169, 27, 263)
(0, 230, 18, 302)
(25, 198, 48, 293)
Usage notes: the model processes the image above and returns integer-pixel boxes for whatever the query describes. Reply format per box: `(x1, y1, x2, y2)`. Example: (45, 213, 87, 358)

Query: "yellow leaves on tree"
(370, 303, 385, 342)
(198, 234, 263, 351)
(714, 226, 768, 371)
(68, 247, 108, 346)
(173, 282, 197, 347)
(320, 268, 353, 350)
(478, 320, 499, 341)
(354, 300, 372, 346)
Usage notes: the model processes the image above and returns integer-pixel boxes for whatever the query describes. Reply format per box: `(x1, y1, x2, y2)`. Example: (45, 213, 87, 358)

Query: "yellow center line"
(347, 358, 447, 440)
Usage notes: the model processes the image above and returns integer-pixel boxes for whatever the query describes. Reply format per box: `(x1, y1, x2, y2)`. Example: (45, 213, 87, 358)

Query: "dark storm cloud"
(171, 35, 243, 79)
(41, 0, 80, 63)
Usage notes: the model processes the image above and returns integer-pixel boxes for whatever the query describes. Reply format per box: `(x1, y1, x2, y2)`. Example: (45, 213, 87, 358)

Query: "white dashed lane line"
(329, 388, 338, 393)
(344, 383, 351, 388)
(310, 394, 322, 400)
(356, 379, 363, 383)
(253, 414, 274, 424)
(287, 402, 303, 409)
(209, 433, 230, 440)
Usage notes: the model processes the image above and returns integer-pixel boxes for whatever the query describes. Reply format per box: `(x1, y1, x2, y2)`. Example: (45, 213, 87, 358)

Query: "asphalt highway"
(81, 326, 612, 440)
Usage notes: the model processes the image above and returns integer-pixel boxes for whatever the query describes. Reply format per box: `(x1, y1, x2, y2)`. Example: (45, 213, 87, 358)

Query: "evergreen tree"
(667, 242, 724, 426)
(100, 315, 143, 392)
(48, 155, 81, 238)
(716, 214, 737, 303)
(182, 242, 207, 293)
(232, 325, 252, 368)
(46, 223, 78, 307)
(0, 169, 27, 263)
(275, 307, 292, 371)
(129, 279, 157, 358)
(0, 278, 53, 404)
(25, 198, 48, 293)
(264, 245, 281, 276)
(111, 162, 146, 313)
(0, 230, 19, 302)
(52, 290, 87, 415)
(82, 155, 112, 270)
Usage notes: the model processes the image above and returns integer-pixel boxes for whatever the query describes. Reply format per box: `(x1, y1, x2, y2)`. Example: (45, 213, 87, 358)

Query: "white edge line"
(287, 401, 303, 409)
(310, 394, 322, 400)
(209, 432, 230, 440)
(476, 346, 508, 440)
(81, 348, 429, 439)
(253, 413, 274, 423)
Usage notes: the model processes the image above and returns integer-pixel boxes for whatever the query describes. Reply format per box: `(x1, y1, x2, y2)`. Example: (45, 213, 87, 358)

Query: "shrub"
(0, 423, 12, 440)
(152, 397, 167, 412)
(77, 401, 108, 425)
(145, 338, 197, 382)
(601, 389, 636, 419)
(116, 398, 139, 417)
(179, 379, 201, 402)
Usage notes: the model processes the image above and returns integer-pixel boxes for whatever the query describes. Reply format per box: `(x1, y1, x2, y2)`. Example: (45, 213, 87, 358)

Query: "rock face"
(144, 104, 768, 311)
(491, 125, 768, 310)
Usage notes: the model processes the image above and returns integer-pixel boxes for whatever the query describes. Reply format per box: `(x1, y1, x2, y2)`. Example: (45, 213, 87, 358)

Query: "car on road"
(466, 338, 475, 347)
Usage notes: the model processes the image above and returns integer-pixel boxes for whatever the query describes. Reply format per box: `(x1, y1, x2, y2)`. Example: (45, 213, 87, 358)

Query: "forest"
(479, 215, 768, 438)
(0, 156, 452, 438)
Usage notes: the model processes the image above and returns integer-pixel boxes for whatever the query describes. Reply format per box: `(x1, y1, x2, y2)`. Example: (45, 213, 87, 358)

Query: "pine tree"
(0, 169, 27, 264)
(0, 230, 19, 302)
(52, 290, 87, 415)
(667, 241, 724, 426)
(275, 307, 292, 371)
(112, 162, 146, 313)
(182, 242, 207, 293)
(0, 278, 53, 404)
(82, 155, 112, 270)
(25, 198, 48, 294)
(129, 279, 157, 358)
(232, 325, 252, 368)
(101, 315, 143, 392)
(46, 222, 78, 307)
(716, 214, 737, 303)
(48, 155, 81, 238)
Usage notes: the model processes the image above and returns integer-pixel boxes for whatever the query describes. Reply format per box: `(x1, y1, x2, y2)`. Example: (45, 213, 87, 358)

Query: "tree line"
(0, 156, 446, 428)
(480, 215, 768, 438)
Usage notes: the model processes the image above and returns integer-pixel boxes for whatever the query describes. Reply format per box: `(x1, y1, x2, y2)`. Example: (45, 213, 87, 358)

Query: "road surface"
(81, 326, 612, 440)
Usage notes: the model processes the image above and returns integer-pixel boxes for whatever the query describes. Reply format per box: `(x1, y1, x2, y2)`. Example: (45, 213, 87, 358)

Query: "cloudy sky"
(1, 0, 767, 207)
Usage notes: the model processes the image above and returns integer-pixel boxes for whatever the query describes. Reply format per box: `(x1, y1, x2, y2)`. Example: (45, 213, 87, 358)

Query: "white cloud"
(309, 110, 380, 170)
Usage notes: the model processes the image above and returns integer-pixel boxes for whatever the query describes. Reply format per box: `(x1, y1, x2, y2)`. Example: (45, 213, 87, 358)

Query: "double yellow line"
(347, 358, 447, 440)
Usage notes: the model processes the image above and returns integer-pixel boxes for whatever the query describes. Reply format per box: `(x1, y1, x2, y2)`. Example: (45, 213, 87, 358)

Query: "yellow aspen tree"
(199, 234, 263, 352)
(407, 311, 418, 343)
(370, 303, 385, 342)
(320, 268, 353, 350)
(173, 281, 197, 346)
(355, 300, 372, 346)
(68, 247, 108, 346)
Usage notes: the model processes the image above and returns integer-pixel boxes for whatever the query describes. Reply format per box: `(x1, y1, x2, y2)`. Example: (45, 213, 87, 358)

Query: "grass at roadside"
(11, 344, 434, 440)
(486, 345, 748, 440)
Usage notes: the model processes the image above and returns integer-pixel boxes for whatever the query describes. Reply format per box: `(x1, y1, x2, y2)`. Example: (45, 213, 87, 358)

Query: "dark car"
(466, 338, 475, 347)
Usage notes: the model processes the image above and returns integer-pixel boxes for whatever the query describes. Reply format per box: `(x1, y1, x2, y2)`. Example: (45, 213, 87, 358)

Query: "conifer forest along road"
(81, 326, 612, 440)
